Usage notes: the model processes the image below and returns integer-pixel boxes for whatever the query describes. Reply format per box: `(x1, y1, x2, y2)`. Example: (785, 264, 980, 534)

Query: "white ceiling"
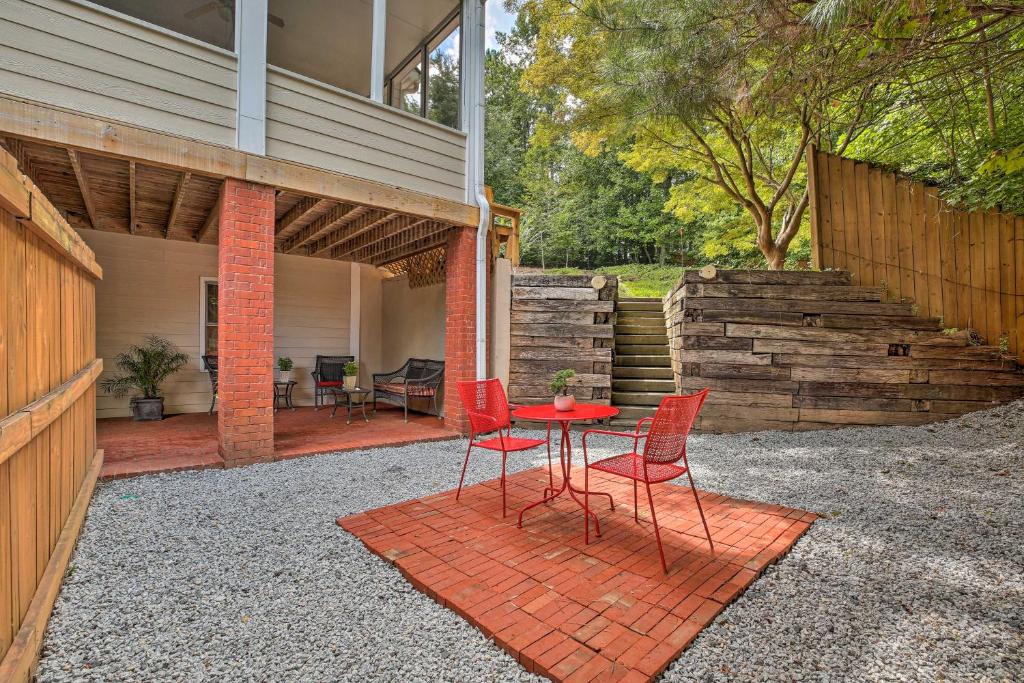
(267, 0, 458, 96)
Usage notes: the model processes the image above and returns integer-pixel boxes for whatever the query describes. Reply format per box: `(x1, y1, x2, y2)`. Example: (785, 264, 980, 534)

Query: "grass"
(542, 264, 682, 298)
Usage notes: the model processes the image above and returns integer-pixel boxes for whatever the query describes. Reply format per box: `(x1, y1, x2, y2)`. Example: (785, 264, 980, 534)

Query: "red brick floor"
(99, 406, 455, 479)
(338, 466, 815, 682)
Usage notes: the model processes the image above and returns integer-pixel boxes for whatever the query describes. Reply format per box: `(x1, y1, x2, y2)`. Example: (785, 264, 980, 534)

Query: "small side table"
(329, 386, 372, 424)
(273, 380, 296, 412)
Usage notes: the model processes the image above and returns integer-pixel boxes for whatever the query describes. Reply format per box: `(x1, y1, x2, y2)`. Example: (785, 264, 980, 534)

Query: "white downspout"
(464, 0, 489, 380)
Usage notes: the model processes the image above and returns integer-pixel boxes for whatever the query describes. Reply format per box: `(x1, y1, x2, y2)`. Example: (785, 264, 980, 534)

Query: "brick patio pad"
(337, 466, 815, 682)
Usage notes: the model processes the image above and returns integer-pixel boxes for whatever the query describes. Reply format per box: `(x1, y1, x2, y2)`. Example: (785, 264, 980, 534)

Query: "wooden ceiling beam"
(369, 229, 450, 267)
(331, 216, 428, 260)
(128, 160, 137, 235)
(350, 221, 450, 264)
(282, 203, 360, 254)
(306, 209, 393, 257)
(165, 171, 191, 238)
(66, 149, 100, 230)
(275, 196, 327, 237)
(195, 194, 220, 243)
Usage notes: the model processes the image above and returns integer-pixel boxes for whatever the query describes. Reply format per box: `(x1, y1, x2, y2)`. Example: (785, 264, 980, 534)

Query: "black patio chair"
(202, 355, 217, 415)
(373, 358, 444, 422)
(312, 354, 354, 409)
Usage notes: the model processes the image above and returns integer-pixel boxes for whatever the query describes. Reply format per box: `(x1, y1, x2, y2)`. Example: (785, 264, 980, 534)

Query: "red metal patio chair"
(581, 390, 713, 573)
(456, 379, 553, 517)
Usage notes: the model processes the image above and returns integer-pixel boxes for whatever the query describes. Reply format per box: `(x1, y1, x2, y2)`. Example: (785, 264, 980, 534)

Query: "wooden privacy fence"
(807, 146, 1024, 356)
(0, 147, 103, 681)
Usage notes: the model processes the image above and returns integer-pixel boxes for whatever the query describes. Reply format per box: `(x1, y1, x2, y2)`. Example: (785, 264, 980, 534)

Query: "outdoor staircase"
(611, 297, 673, 427)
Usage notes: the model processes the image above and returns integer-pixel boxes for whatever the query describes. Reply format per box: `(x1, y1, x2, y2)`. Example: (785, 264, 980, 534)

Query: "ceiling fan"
(185, 1, 286, 29)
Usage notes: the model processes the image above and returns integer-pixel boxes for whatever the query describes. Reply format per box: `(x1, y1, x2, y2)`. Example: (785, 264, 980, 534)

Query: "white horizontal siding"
(0, 0, 237, 146)
(81, 229, 352, 418)
(266, 67, 467, 201)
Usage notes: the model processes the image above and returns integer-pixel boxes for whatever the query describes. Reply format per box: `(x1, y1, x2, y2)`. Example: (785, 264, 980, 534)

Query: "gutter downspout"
(465, 0, 489, 380)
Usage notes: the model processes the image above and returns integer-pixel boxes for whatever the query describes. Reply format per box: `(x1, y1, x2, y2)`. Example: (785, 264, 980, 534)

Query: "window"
(200, 278, 218, 358)
(386, 7, 461, 128)
(266, 0, 372, 96)
(89, 0, 235, 51)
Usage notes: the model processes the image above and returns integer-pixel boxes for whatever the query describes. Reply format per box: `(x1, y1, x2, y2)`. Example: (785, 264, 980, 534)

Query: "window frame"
(199, 276, 219, 366)
(385, 5, 462, 127)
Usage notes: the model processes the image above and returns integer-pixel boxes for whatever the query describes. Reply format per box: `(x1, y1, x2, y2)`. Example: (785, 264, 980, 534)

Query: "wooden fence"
(807, 146, 1024, 356)
(0, 147, 103, 681)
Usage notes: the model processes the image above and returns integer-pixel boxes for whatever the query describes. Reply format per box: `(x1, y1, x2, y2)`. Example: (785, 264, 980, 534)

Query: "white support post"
(370, 0, 387, 103)
(350, 263, 362, 363)
(461, 0, 488, 380)
(236, 0, 268, 154)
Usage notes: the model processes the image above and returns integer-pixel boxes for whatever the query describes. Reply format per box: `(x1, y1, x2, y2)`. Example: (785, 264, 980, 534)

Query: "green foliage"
(427, 51, 460, 129)
(344, 360, 359, 377)
(544, 265, 681, 298)
(277, 357, 293, 372)
(549, 368, 576, 396)
(100, 336, 189, 399)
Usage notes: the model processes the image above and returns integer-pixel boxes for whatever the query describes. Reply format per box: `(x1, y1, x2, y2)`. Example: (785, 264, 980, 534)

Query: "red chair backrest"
(456, 379, 511, 434)
(643, 390, 709, 465)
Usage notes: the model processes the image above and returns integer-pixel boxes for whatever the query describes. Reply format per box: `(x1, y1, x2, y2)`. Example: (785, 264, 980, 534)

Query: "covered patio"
(0, 130, 483, 472)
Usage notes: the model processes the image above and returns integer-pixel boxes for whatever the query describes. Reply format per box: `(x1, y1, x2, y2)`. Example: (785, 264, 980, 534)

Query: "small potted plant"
(99, 335, 189, 421)
(277, 356, 294, 382)
(550, 369, 577, 411)
(344, 359, 359, 389)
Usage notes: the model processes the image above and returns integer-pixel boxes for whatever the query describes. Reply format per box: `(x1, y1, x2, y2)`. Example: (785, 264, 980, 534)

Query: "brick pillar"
(444, 226, 477, 434)
(217, 179, 275, 465)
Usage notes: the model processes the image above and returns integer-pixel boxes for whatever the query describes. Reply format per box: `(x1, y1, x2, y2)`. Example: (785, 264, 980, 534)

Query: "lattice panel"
(385, 246, 446, 288)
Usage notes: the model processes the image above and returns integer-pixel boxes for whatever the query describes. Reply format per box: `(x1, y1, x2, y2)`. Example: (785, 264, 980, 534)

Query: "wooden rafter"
(369, 227, 451, 267)
(350, 221, 450, 264)
(282, 203, 360, 254)
(331, 215, 427, 260)
(128, 160, 137, 234)
(306, 209, 394, 257)
(165, 171, 191, 238)
(275, 196, 327, 237)
(66, 149, 100, 229)
(195, 194, 220, 243)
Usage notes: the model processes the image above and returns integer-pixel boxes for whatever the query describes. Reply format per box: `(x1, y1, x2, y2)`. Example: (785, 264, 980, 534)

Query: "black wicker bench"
(372, 358, 444, 421)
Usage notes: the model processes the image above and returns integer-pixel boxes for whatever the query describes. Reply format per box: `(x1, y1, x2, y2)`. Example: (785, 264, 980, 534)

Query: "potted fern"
(550, 369, 577, 411)
(277, 356, 294, 383)
(344, 359, 359, 389)
(100, 335, 189, 421)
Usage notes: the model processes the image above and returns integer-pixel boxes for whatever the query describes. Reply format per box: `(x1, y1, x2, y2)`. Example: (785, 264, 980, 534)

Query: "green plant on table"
(550, 369, 576, 396)
(99, 335, 189, 399)
(344, 360, 359, 376)
(277, 357, 293, 372)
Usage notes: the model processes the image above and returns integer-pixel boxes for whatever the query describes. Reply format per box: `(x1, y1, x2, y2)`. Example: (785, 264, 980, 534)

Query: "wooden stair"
(611, 297, 672, 426)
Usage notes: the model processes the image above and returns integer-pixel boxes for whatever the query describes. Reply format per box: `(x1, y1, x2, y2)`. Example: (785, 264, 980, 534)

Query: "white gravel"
(37, 401, 1024, 682)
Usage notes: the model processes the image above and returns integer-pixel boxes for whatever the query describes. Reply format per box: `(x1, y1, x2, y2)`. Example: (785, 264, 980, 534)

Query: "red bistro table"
(513, 403, 620, 535)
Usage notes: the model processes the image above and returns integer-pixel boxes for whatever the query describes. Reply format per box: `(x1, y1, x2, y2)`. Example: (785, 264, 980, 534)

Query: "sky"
(486, 3, 517, 50)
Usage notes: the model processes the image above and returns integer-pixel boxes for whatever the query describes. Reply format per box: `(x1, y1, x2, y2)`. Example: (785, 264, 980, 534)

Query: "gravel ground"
(37, 401, 1023, 682)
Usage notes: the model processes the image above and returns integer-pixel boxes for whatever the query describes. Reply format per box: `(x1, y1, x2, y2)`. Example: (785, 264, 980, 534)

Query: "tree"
(514, 0, 887, 269)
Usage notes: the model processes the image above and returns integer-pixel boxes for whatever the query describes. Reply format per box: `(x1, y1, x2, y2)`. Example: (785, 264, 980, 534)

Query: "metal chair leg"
(633, 480, 639, 523)
(686, 469, 715, 553)
(456, 442, 473, 501)
(501, 451, 508, 517)
(584, 464, 591, 545)
(644, 481, 669, 573)
(209, 394, 216, 415)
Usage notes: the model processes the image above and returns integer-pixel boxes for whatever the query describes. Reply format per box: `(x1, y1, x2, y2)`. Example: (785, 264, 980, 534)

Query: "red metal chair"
(581, 390, 713, 572)
(456, 379, 552, 517)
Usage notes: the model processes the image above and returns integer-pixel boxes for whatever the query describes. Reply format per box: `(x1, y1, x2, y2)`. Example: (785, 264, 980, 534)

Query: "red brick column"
(444, 226, 477, 434)
(217, 178, 275, 465)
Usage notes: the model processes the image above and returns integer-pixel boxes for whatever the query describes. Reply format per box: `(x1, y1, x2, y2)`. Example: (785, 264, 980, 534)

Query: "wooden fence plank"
(882, 171, 900, 300)
(984, 210, 1002, 345)
(895, 179, 915, 302)
(969, 211, 987, 335)
(923, 188, 943, 318)
(910, 183, 929, 312)
(816, 150, 834, 269)
(866, 164, 886, 288)
(841, 157, 863, 282)
(955, 211, 972, 332)
(827, 153, 847, 270)
(938, 205, 958, 329)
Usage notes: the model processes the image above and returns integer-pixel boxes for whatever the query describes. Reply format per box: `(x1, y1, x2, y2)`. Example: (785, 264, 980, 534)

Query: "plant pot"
(553, 394, 576, 412)
(277, 370, 292, 383)
(130, 397, 164, 421)
(344, 375, 357, 389)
